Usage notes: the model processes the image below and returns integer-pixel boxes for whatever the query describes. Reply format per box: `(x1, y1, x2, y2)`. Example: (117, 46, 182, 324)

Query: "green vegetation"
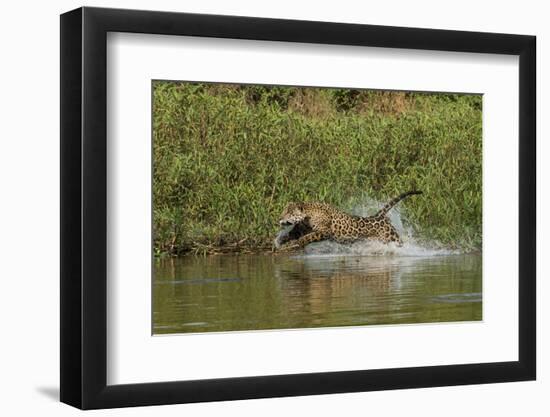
(153, 82, 482, 256)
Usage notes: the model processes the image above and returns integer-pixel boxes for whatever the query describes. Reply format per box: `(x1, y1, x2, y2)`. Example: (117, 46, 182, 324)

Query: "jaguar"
(274, 190, 422, 251)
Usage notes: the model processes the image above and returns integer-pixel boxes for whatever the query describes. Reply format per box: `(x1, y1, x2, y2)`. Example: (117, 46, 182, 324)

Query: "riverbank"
(153, 82, 482, 256)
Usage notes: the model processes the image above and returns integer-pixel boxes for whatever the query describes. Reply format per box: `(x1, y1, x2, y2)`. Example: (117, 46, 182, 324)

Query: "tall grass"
(153, 82, 482, 256)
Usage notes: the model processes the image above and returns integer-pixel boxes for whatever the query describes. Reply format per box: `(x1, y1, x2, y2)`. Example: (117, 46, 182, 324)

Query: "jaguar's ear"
(282, 202, 294, 211)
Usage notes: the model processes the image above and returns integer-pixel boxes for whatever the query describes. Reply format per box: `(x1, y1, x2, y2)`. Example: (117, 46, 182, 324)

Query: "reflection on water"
(153, 253, 482, 334)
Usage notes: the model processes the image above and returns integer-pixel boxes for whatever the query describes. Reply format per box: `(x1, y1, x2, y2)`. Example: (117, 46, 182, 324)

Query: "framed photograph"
(60, 6, 536, 409)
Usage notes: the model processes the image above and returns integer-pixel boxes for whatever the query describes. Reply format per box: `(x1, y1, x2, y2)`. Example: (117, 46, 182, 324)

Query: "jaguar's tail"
(374, 190, 422, 218)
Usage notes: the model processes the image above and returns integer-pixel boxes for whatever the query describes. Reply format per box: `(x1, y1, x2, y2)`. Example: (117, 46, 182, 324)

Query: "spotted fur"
(275, 191, 422, 251)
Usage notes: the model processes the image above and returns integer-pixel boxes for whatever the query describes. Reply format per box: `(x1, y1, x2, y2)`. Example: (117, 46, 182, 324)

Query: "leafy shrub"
(153, 82, 482, 255)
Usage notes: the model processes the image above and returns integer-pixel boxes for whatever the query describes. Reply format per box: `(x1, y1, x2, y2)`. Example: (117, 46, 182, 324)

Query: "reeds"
(153, 82, 482, 256)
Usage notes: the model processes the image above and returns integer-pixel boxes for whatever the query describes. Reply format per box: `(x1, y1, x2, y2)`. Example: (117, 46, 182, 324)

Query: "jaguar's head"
(278, 202, 307, 227)
(274, 204, 312, 249)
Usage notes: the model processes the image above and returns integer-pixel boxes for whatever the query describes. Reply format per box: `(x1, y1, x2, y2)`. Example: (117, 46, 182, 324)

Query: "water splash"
(287, 197, 459, 257)
(304, 239, 459, 257)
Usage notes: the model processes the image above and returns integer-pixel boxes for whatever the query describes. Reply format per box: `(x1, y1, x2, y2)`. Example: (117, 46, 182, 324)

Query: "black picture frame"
(60, 6, 536, 410)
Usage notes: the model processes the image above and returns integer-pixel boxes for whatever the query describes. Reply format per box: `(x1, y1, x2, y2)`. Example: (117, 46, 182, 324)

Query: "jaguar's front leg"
(278, 231, 327, 251)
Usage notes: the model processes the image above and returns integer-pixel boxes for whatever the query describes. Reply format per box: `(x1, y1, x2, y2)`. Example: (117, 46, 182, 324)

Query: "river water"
(153, 250, 482, 334)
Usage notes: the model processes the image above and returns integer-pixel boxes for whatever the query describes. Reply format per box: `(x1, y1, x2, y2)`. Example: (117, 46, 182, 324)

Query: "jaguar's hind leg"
(390, 230, 403, 246)
(379, 220, 403, 246)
